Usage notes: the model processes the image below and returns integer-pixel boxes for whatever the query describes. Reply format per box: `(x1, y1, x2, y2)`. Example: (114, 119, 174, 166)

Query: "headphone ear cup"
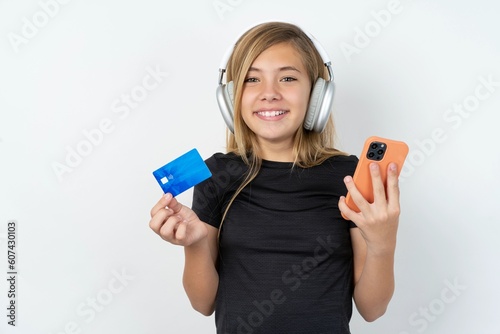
(216, 81, 235, 133)
(316, 80, 335, 133)
(304, 78, 326, 131)
(304, 78, 335, 133)
(226, 81, 235, 106)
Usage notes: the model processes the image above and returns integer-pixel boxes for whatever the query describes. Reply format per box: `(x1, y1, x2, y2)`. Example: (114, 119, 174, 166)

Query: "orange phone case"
(343, 136, 409, 219)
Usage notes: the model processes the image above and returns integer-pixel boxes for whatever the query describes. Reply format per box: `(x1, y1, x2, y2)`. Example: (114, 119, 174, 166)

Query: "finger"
(343, 175, 370, 213)
(386, 162, 401, 213)
(338, 195, 359, 221)
(164, 193, 184, 214)
(149, 208, 170, 234)
(370, 163, 387, 206)
(159, 214, 183, 242)
(175, 219, 188, 241)
(150, 193, 173, 218)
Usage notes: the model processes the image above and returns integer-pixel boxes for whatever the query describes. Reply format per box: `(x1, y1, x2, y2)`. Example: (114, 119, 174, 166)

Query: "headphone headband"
(217, 25, 333, 85)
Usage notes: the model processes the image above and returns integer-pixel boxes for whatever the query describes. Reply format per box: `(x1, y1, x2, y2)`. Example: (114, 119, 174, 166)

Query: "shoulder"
(205, 151, 244, 167)
(324, 154, 358, 171)
(310, 154, 358, 177)
(327, 154, 358, 163)
(204, 152, 247, 177)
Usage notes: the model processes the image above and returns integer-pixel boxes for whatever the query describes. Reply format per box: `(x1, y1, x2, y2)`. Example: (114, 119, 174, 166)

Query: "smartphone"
(342, 136, 409, 220)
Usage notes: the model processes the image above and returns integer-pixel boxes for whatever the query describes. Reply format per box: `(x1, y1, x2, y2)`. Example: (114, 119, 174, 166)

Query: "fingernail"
(164, 193, 172, 200)
(344, 176, 352, 183)
(389, 163, 397, 172)
(370, 162, 378, 170)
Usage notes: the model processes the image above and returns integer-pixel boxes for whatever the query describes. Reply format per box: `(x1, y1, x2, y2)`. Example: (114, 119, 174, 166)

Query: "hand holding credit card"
(152, 148, 212, 197)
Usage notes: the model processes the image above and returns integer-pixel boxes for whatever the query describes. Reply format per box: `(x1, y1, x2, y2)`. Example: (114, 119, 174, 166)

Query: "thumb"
(164, 193, 183, 214)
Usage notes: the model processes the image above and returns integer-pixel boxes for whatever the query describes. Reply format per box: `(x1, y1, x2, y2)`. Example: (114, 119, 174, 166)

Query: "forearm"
(183, 238, 219, 316)
(353, 249, 395, 322)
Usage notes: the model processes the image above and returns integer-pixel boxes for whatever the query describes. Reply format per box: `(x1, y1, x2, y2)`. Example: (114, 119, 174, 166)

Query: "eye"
(281, 77, 297, 82)
(244, 77, 259, 83)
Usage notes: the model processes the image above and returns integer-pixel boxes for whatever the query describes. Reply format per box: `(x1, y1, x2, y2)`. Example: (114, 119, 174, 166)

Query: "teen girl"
(149, 22, 400, 333)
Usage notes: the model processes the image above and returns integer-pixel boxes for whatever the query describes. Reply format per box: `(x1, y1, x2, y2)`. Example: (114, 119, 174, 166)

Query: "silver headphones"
(215, 27, 335, 133)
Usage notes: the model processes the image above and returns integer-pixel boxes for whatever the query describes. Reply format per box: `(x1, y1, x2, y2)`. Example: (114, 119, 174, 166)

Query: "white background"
(1, 0, 499, 333)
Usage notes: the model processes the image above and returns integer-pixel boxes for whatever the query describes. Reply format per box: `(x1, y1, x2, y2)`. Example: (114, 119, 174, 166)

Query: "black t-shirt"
(192, 152, 358, 334)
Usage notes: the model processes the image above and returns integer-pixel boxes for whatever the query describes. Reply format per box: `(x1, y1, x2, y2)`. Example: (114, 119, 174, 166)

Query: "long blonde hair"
(219, 22, 346, 237)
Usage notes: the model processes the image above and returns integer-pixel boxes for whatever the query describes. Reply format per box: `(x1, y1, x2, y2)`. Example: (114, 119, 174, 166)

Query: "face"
(240, 42, 311, 148)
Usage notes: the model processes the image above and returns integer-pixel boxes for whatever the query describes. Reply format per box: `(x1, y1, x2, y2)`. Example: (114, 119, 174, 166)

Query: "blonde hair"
(219, 22, 346, 237)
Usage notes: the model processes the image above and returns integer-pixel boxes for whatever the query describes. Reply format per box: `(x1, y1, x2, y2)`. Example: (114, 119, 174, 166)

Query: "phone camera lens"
(368, 152, 375, 158)
(371, 143, 378, 149)
(377, 149, 384, 155)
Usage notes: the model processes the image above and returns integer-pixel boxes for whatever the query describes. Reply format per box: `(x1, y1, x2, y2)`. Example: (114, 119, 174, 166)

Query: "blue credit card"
(152, 148, 212, 197)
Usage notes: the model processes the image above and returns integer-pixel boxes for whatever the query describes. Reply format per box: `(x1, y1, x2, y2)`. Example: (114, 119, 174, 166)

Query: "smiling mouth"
(255, 110, 288, 117)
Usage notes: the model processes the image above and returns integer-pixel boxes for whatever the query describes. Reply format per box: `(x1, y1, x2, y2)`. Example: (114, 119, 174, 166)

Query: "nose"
(259, 80, 281, 101)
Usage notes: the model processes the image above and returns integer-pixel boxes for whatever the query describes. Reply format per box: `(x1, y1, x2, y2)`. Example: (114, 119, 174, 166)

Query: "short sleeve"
(192, 176, 222, 229)
(342, 155, 359, 229)
(191, 153, 246, 229)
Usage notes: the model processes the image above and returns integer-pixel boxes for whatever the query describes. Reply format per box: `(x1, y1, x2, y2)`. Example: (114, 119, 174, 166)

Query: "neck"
(257, 139, 295, 162)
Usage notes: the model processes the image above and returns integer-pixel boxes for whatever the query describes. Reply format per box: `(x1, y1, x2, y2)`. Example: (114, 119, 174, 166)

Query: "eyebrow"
(248, 66, 302, 73)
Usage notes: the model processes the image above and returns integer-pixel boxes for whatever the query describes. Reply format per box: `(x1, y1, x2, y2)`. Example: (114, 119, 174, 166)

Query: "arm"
(149, 193, 219, 316)
(183, 225, 219, 315)
(339, 162, 400, 321)
(350, 228, 395, 321)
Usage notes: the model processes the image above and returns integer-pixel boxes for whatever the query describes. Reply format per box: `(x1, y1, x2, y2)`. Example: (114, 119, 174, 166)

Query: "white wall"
(1, 0, 499, 333)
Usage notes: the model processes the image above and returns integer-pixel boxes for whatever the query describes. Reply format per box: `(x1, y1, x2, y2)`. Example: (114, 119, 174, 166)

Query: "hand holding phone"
(342, 136, 409, 220)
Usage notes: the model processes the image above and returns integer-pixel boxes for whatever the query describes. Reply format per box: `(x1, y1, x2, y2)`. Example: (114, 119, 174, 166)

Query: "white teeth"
(258, 110, 286, 117)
